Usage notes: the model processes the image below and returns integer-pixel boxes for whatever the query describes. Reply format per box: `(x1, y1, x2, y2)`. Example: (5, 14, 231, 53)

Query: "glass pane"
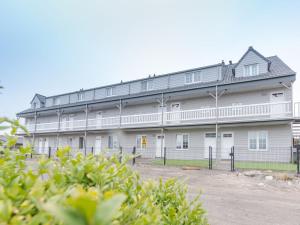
(176, 134, 182, 149)
(183, 134, 189, 149)
(259, 131, 267, 150)
(141, 81, 147, 91)
(136, 136, 141, 149)
(185, 74, 193, 84)
(194, 72, 201, 82)
(148, 80, 153, 90)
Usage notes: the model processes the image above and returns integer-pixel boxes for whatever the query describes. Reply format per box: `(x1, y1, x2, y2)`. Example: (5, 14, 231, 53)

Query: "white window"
(141, 80, 154, 92)
(108, 135, 118, 149)
(106, 87, 116, 97)
(185, 73, 193, 84)
(54, 97, 60, 105)
(248, 131, 268, 151)
(79, 137, 84, 149)
(176, 134, 189, 150)
(78, 92, 84, 101)
(136, 135, 147, 150)
(244, 64, 259, 76)
(185, 71, 202, 84)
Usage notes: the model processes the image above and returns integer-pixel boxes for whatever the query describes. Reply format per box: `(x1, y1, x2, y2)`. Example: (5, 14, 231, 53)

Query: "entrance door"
(171, 103, 181, 122)
(61, 116, 67, 130)
(95, 136, 102, 155)
(221, 132, 234, 159)
(96, 112, 102, 128)
(270, 92, 285, 117)
(204, 133, 216, 159)
(44, 138, 48, 154)
(38, 138, 43, 154)
(69, 115, 75, 129)
(156, 135, 165, 157)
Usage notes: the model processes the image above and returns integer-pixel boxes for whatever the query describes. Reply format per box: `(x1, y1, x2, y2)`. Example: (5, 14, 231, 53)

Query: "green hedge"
(0, 118, 208, 225)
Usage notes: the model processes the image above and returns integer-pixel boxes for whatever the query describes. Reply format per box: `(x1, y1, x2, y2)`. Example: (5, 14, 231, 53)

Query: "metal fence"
(27, 145, 300, 175)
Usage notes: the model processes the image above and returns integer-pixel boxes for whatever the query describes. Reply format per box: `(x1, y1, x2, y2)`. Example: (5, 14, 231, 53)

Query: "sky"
(0, 0, 300, 120)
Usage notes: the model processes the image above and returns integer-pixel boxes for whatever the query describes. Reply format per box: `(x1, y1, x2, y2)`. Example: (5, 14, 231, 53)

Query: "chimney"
(221, 60, 225, 65)
(229, 60, 232, 65)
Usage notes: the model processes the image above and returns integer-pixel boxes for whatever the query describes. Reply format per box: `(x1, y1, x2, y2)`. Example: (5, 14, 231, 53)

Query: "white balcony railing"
(21, 101, 294, 134)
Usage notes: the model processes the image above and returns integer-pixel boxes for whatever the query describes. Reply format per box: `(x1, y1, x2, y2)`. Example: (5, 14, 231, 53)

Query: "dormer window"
(106, 87, 116, 97)
(141, 80, 153, 92)
(78, 92, 84, 101)
(185, 71, 203, 84)
(244, 64, 259, 76)
(53, 97, 60, 105)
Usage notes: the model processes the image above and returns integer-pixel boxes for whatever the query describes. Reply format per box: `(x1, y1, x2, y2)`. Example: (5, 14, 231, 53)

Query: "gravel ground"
(134, 164, 300, 225)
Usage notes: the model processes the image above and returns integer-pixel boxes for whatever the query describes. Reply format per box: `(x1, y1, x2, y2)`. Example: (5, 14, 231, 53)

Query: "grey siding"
(235, 51, 268, 77)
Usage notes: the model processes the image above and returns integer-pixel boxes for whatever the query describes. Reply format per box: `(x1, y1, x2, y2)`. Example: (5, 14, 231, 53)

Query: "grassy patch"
(235, 161, 297, 172)
(152, 159, 209, 168)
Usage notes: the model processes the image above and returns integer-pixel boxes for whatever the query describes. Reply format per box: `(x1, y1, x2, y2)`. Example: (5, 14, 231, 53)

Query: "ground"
(134, 163, 300, 225)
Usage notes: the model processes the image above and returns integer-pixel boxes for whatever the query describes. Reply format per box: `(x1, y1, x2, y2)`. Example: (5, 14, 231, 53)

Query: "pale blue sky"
(0, 0, 300, 119)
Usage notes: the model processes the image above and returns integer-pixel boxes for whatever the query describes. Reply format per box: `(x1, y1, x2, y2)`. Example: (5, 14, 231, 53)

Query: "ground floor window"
(136, 135, 147, 150)
(108, 135, 118, 149)
(248, 131, 268, 151)
(176, 134, 189, 150)
(79, 137, 84, 149)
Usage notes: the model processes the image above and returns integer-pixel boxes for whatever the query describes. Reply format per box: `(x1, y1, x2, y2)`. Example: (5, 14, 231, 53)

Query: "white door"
(61, 116, 67, 130)
(44, 138, 49, 154)
(38, 138, 43, 154)
(171, 103, 181, 122)
(270, 92, 285, 117)
(221, 132, 234, 159)
(156, 135, 165, 157)
(95, 136, 102, 155)
(69, 115, 75, 129)
(204, 133, 216, 159)
(96, 112, 102, 128)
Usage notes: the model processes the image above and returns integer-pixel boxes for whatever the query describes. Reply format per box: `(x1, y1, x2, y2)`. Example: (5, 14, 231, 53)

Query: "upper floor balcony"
(19, 101, 297, 134)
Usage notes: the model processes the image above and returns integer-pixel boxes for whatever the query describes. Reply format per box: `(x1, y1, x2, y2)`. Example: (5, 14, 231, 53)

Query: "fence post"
(119, 146, 123, 163)
(91, 147, 94, 155)
(230, 146, 235, 172)
(48, 147, 51, 159)
(209, 146, 212, 170)
(163, 147, 166, 166)
(297, 147, 300, 175)
(132, 146, 136, 166)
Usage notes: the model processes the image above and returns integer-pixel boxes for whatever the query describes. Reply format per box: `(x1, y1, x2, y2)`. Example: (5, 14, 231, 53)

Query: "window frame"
(108, 135, 118, 149)
(78, 92, 84, 101)
(106, 87, 116, 97)
(248, 131, 268, 151)
(136, 135, 147, 150)
(176, 133, 189, 150)
(243, 63, 259, 77)
(141, 80, 154, 92)
(185, 71, 202, 84)
(79, 136, 85, 149)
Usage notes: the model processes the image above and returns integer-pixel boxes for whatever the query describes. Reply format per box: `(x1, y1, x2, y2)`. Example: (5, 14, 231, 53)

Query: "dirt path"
(135, 164, 300, 225)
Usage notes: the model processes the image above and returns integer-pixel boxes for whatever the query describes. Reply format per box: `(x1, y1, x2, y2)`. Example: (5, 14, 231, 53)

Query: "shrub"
(0, 118, 208, 225)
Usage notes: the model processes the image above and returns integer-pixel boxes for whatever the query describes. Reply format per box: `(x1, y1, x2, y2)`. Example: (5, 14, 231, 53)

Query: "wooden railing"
(21, 101, 294, 133)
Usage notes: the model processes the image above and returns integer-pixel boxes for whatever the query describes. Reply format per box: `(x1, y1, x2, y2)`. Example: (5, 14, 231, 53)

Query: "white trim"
(243, 63, 259, 77)
(136, 134, 147, 150)
(248, 130, 268, 151)
(185, 71, 203, 84)
(176, 133, 189, 150)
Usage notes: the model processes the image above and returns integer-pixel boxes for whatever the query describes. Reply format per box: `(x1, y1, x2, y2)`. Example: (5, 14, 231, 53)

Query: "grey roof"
(18, 49, 296, 116)
(30, 94, 46, 104)
(233, 46, 271, 70)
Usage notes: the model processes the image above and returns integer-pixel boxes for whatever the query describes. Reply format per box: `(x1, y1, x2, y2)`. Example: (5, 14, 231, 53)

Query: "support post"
(297, 147, 300, 175)
(84, 104, 88, 156)
(132, 146, 136, 166)
(119, 146, 123, 163)
(209, 146, 212, 170)
(91, 147, 94, 155)
(230, 146, 235, 172)
(163, 147, 166, 166)
(48, 147, 51, 159)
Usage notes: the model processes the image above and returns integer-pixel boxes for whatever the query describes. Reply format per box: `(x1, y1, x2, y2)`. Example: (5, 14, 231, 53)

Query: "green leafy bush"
(0, 118, 208, 225)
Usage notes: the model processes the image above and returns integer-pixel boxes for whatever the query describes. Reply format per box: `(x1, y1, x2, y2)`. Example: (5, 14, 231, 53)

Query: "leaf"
(94, 194, 126, 225)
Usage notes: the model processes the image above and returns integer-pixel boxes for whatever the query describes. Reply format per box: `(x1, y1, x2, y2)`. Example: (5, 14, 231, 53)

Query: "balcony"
(20, 101, 294, 134)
